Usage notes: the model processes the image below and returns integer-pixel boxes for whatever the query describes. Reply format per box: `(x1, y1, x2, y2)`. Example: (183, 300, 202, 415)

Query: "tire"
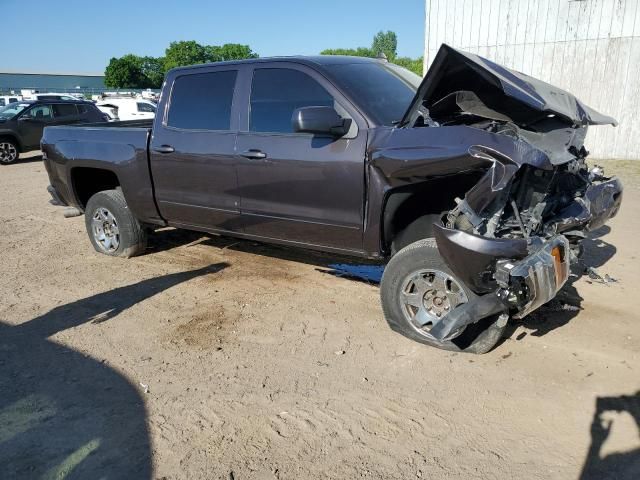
(391, 214, 441, 255)
(380, 238, 506, 354)
(85, 189, 147, 258)
(0, 138, 19, 164)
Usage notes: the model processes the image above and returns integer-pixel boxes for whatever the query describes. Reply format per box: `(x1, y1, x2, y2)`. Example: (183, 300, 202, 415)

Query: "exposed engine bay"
(377, 45, 624, 341)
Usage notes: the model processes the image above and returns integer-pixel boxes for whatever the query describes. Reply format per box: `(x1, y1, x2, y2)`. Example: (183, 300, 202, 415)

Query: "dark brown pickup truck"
(42, 45, 622, 353)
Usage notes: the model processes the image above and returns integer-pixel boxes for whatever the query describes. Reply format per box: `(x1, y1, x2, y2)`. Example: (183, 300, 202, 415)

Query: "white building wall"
(424, 0, 640, 159)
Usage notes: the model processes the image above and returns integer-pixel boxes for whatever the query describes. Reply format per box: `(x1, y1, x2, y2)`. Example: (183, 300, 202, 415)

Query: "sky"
(2, 0, 425, 74)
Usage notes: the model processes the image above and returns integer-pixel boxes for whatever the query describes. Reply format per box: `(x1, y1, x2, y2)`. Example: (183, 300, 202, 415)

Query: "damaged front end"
(390, 45, 623, 341)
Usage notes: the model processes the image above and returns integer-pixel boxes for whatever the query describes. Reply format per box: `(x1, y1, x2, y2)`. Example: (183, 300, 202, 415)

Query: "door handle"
(153, 145, 175, 154)
(240, 149, 267, 160)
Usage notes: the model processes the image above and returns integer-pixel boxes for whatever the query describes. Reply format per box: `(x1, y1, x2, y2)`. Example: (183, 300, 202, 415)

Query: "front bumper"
(431, 225, 571, 339)
(495, 235, 570, 319)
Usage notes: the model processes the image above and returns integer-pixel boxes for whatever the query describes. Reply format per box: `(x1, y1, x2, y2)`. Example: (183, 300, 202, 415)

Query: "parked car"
(96, 98, 156, 121)
(0, 99, 106, 164)
(25, 93, 79, 101)
(0, 95, 22, 107)
(41, 45, 622, 353)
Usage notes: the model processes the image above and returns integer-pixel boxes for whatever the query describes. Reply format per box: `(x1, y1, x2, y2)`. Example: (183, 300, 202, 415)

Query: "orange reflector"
(551, 246, 568, 287)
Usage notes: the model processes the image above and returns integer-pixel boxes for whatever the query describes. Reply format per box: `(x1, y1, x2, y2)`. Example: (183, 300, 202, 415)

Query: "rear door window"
(167, 70, 237, 130)
(137, 102, 156, 113)
(249, 68, 334, 133)
(52, 103, 78, 118)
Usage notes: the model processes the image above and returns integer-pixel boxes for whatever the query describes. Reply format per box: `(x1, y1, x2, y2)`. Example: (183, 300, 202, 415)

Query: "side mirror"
(18, 116, 33, 122)
(292, 106, 351, 137)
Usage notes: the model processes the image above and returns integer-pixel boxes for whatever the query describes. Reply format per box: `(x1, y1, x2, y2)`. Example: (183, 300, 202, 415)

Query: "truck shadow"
(147, 227, 380, 268)
(579, 391, 640, 479)
(0, 263, 227, 479)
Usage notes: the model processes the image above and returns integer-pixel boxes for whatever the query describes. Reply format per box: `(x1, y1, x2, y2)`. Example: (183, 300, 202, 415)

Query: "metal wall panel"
(424, 0, 640, 159)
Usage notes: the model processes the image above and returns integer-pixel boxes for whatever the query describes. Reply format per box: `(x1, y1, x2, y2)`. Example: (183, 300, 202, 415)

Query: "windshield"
(325, 62, 421, 126)
(0, 103, 30, 119)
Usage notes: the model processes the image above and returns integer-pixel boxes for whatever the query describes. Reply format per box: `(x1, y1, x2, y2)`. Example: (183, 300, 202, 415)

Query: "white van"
(96, 98, 156, 121)
(0, 95, 23, 107)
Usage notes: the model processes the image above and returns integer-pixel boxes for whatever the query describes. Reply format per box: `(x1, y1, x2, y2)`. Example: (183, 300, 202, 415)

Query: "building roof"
(0, 70, 104, 77)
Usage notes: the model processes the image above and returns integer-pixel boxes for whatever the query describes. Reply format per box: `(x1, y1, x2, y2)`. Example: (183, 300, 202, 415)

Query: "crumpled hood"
(401, 44, 617, 128)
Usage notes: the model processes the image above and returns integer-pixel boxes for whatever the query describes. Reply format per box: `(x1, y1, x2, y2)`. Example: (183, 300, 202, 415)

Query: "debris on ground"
(139, 382, 150, 394)
(585, 266, 619, 285)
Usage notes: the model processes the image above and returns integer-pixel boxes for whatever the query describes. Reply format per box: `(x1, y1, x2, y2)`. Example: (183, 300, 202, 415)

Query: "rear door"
(149, 66, 242, 231)
(51, 103, 81, 126)
(135, 101, 156, 120)
(235, 63, 368, 252)
(18, 104, 55, 149)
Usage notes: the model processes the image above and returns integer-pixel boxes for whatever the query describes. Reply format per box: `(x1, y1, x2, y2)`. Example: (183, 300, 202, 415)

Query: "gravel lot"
(1, 153, 639, 479)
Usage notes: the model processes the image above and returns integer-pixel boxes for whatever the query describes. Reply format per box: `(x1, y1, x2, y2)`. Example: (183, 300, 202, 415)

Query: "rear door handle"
(153, 145, 175, 154)
(240, 149, 267, 160)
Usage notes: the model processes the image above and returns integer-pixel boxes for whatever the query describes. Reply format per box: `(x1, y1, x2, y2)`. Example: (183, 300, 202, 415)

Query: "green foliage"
(139, 56, 165, 88)
(319, 47, 374, 57)
(321, 31, 423, 76)
(371, 30, 398, 60)
(163, 40, 207, 71)
(104, 54, 146, 89)
(205, 44, 258, 62)
(103, 41, 260, 89)
(393, 56, 424, 76)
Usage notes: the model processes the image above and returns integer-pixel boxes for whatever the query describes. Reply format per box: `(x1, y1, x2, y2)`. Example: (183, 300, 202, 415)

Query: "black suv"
(0, 99, 106, 164)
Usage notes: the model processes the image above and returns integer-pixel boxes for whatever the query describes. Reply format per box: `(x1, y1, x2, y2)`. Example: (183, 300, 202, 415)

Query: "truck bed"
(41, 121, 161, 224)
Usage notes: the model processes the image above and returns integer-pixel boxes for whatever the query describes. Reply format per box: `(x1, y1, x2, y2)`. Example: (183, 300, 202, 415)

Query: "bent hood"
(401, 44, 617, 128)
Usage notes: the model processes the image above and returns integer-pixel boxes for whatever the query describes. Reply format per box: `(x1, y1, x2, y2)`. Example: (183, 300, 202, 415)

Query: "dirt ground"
(1, 153, 639, 479)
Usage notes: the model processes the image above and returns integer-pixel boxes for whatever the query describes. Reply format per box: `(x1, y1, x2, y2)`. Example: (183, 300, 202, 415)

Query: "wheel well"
(382, 172, 484, 253)
(0, 134, 22, 152)
(71, 167, 120, 208)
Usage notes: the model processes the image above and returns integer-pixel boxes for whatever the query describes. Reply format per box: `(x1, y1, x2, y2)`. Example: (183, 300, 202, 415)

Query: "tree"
(139, 56, 165, 88)
(371, 30, 398, 60)
(104, 54, 146, 89)
(320, 31, 423, 76)
(393, 56, 424, 76)
(205, 43, 258, 62)
(163, 41, 207, 72)
(103, 40, 260, 88)
(320, 47, 374, 57)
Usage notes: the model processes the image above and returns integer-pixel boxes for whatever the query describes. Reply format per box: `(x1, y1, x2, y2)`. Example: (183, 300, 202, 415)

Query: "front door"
(235, 64, 368, 253)
(18, 104, 55, 149)
(149, 67, 241, 231)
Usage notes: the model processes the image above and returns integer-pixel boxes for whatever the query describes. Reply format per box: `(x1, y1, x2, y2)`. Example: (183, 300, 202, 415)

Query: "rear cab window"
(167, 70, 237, 130)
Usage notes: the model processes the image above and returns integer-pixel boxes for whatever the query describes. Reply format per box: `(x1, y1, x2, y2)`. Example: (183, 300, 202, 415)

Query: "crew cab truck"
(42, 45, 622, 353)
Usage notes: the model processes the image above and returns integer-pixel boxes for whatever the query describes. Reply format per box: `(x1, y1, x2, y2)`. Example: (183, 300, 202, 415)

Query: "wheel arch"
(0, 132, 23, 152)
(70, 167, 121, 208)
(381, 172, 485, 254)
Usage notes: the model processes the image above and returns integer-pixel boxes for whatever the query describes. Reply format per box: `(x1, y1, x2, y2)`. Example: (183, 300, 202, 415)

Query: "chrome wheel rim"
(0, 142, 17, 163)
(399, 269, 468, 337)
(91, 207, 120, 252)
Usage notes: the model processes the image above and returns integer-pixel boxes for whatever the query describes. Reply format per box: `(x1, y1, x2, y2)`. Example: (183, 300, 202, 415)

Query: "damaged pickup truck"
(42, 44, 622, 353)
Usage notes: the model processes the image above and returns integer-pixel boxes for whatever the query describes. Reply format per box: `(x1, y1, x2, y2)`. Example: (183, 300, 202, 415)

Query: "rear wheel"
(85, 189, 147, 258)
(0, 139, 19, 164)
(381, 238, 506, 354)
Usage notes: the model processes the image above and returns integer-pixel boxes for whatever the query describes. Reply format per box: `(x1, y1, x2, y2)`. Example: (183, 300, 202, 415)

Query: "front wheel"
(380, 238, 506, 354)
(0, 139, 19, 164)
(85, 189, 147, 258)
